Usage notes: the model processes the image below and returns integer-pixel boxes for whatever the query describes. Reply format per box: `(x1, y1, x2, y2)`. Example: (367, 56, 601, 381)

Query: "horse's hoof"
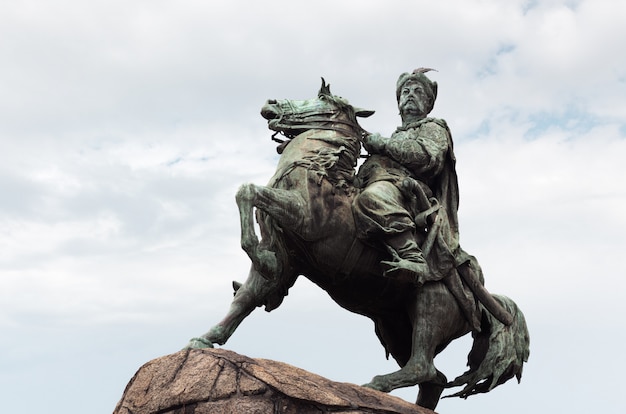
(362, 378, 390, 393)
(184, 337, 214, 350)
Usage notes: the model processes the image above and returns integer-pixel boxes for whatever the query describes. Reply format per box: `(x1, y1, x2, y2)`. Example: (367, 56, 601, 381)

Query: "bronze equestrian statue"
(186, 73, 529, 410)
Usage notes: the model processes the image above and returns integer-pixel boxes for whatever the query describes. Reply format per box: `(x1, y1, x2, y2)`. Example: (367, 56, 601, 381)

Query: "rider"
(354, 68, 466, 286)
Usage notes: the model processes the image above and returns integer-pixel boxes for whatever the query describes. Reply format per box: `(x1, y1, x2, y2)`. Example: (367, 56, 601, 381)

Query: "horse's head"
(261, 78, 374, 140)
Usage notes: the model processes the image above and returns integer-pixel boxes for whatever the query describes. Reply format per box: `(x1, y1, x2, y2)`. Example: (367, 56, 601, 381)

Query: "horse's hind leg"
(186, 264, 295, 349)
(416, 370, 447, 410)
(364, 282, 464, 409)
(236, 183, 306, 279)
(364, 307, 439, 393)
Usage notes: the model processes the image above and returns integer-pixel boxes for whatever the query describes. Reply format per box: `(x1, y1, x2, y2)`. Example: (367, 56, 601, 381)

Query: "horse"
(186, 79, 529, 410)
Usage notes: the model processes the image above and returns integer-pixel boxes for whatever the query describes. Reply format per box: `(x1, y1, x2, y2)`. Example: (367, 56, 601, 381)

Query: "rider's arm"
(384, 122, 449, 177)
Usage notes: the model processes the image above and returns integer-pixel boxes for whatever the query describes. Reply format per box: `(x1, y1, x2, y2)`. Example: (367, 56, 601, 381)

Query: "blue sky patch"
(524, 106, 602, 140)
(476, 44, 516, 79)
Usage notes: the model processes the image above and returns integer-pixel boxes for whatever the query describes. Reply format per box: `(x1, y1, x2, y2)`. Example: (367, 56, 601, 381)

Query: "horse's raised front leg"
(186, 264, 294, 349)
(235, 182, 306, 280)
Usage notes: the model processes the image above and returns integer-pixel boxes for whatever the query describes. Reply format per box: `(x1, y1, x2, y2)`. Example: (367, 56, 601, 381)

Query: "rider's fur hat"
(396, 68, 438, 112)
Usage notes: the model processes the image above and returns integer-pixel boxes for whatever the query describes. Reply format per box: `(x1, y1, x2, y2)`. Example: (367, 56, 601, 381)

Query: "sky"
(1, 0, 625, 412)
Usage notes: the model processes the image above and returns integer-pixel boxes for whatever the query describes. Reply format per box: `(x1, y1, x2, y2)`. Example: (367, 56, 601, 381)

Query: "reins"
(270, 104, 367, 152)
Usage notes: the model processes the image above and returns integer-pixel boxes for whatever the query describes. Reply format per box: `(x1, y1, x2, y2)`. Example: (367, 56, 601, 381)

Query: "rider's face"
(398, 81, 429, 120)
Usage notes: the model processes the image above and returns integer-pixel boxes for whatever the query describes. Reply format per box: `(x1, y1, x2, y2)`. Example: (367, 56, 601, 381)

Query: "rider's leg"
(353, 181, 430, 284)
(381, 230, 430, 285)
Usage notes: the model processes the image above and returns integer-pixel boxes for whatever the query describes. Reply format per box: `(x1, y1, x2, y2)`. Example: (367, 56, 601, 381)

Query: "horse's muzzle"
(261, 100, 279, 120)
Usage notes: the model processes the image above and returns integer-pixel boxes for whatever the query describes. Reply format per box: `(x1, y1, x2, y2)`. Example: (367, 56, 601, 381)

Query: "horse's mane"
(318, 87, 368, 138)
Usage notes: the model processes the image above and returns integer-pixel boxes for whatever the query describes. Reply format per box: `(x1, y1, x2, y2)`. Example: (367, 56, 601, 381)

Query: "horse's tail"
(444, 294, 530, 399)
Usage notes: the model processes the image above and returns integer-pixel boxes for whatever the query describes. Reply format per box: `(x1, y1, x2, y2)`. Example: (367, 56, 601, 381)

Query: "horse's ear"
(319, 77, 332, 97)
(354, 107, 375, 118)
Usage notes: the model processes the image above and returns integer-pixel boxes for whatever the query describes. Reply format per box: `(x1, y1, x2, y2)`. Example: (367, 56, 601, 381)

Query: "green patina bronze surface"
(187, 73, 529, 410)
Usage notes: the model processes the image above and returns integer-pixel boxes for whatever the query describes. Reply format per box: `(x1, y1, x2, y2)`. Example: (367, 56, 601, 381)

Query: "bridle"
(269, 97, 366, 145)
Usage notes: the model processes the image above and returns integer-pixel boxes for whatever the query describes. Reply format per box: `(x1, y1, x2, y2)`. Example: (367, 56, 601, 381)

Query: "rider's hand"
(362, 133, 386, 154)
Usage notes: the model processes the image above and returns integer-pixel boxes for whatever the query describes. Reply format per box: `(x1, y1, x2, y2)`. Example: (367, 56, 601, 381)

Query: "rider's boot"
(381, 231, 431, 286)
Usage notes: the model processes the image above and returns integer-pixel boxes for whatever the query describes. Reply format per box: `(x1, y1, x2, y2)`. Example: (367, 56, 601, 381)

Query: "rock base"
(113, 348, 436, 414)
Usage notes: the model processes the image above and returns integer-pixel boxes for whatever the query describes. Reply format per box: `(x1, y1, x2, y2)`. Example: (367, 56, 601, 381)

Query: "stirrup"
(381, 258, 430, 286)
